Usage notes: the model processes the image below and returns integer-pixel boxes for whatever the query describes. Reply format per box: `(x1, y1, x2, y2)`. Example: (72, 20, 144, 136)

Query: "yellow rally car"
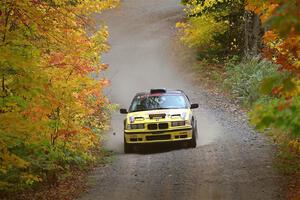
(120, 89, 199, 153)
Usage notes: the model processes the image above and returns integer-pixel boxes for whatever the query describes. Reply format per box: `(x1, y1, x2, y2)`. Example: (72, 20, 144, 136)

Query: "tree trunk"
(243, 11, 263, 57)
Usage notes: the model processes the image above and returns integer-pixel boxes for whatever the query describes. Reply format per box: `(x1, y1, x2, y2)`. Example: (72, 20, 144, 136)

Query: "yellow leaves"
(0, 140, 29, 178)
(0, 181, 12, 190)
(76, 0, 119, 14)
(184, 0, 219, 15)
(0, 0, 117, 191)
(177, 14, 227, 48)
(288, 139, 300, 153)
(183, 0, 241, 16)
(283, 78, 300, 98)
(91, 26, 110, 54)
(21, 173, 42, 185)
(247, 0, 300, 72)
(175, 22, 187, 29)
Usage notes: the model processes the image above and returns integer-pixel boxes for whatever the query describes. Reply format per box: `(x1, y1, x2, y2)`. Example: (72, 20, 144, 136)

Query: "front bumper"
(124, 128, 193, 144)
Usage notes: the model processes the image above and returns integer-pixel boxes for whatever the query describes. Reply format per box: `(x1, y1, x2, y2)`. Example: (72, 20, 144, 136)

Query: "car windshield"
(129, 94, 189, 112)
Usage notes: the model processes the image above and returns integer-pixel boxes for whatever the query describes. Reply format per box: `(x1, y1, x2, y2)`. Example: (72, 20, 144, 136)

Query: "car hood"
(126, 108, 191, 123)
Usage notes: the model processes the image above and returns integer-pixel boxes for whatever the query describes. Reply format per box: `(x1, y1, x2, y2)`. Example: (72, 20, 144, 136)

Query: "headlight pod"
(129, 116, 135, 123)
(171, 121, 185, 127)
(181, 112, 187, 120)
(185, 120, 191, 126)
(127, 123, 145, 130)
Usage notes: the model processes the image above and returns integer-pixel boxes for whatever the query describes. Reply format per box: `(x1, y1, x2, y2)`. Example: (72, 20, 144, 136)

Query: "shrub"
(224, 57, 279, 106)
(250, 95, 300, 136)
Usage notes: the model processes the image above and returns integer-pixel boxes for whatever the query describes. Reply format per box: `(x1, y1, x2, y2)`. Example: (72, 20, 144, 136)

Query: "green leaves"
(224, 57, 279, 106)
(260, 75, 282, 95)
(0, 0, 118, 191)
(246, 0, 300, 138)
(250, 96, 300, 135)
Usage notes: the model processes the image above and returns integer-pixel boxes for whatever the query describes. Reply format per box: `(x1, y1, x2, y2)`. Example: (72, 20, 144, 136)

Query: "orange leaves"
(246, 1, 279, 23)
(263, 32, 299, 74)
(100, 78, 110, 87)
(57, 129, 78, 140)
(0, 0, 118, 191)
(247, 0, 300, 100)
(100, 63, 109, 71)
(272, 86, 283, 97)
(263, 30, 278, 44)
(73, 60, 94, 74)
(277, 100, 291, 111)
(49, 53, 66, 67)
(248, 0, 300, 138)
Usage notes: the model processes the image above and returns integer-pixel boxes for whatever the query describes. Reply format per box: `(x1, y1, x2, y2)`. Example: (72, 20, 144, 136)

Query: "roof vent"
(150, 89, 166, 94)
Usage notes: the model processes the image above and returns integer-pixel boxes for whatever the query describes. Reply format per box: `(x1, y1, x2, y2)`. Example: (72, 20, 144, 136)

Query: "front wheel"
(124, 137, 133, 153)
(188, 123, 197, 148)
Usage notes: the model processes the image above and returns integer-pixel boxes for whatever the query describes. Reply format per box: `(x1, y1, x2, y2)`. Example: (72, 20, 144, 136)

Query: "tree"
(0, 0, 118, 190)
(247, 0, 300, 135)
(178, 0, 263, 58)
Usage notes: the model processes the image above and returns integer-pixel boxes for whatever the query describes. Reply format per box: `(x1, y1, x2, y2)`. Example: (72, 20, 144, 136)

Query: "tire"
(124, 137, 133, 153)
(188, 122, 197, 148)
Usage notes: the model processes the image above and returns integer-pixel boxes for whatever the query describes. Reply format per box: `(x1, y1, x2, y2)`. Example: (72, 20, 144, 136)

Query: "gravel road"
(79, 0, 286, 199)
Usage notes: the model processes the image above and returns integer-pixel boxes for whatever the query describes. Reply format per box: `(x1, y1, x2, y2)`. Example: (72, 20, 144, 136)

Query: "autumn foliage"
(0, 0, 118, 191)
(178, 0, 299, 135)
(247, 0, 300, 135)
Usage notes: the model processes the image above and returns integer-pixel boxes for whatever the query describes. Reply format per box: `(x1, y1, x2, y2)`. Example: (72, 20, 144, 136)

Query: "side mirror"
(120, 108, 128, 114)
(190, 103, 199, 109)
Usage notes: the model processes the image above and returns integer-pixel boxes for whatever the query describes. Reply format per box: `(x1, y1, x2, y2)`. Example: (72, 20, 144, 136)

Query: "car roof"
(133, 89, 190, 101)
(135, 89, 185, 96)
(129, 89, 191, 111)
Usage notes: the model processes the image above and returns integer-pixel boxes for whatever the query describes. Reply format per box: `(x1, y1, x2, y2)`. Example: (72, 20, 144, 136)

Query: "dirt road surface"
(79, 0, 286, 199)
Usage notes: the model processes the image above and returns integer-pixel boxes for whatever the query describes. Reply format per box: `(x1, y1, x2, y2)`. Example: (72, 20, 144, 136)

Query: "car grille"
(148, 124, 158, 130)
(149, 113, 166, 119)
(158, 123, 168, 129)
(147, 123, 169, 130)
(146, 134, 171, 141)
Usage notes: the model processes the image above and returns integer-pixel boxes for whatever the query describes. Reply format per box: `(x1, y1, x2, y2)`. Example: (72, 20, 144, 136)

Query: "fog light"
(129, 124, 145, 129)
(171, 121, 185, 127)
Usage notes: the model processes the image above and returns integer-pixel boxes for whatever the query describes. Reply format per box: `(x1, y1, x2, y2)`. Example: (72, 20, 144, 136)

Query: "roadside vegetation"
(0, 0, 118, 196)
(177, 0, 300, 198)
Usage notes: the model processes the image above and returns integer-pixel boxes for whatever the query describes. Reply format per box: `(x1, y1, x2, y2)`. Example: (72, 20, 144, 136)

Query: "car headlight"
(127, 124, 145, 130)
(129, 116, 135, 123)
(171, 121, 185, 127)
(185, 120, 191, 126)
(181, 112, 187, 120)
